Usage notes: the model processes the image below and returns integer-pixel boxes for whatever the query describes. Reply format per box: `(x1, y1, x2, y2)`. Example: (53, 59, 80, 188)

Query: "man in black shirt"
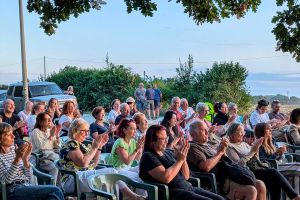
(0, 99, 25, 145)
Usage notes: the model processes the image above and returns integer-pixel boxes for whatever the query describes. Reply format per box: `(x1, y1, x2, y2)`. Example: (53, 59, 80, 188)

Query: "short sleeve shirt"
(58, 115, 73, 131)
(145, 88, 155, 100)
(107, 110, 119, 124)
(187, 142, 217, 172)
(89, 122, 109, 136)
(107, 138, 137, 169)
(59, 140, 94, 171)
(135, 88, 146, 101)
(250, 110, 270, 127)
(0, 112, 23, 145)
(154, 89, 161, 101)
(139, 150, 191, 189)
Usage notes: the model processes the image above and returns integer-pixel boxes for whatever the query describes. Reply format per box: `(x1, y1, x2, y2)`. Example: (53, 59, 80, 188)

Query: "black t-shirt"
(139, 149, 191, 190)
(114, 115, 127, 125)
(0, 112, 24, 145)
(212, 112, 229, 125)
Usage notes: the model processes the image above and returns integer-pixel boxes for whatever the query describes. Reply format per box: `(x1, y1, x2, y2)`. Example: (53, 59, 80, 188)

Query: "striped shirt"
(0, 146, 31, 184)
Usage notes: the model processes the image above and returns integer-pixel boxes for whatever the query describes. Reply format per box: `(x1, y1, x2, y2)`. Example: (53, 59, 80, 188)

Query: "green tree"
(193, 62, 251, 113)
(27, 0, 300, 62)
(46, 64, 142, 111)
(173, 54, 195, 101)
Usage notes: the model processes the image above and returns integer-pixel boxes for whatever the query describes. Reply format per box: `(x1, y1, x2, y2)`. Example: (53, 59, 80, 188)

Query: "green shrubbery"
(46, 55, 252, 113)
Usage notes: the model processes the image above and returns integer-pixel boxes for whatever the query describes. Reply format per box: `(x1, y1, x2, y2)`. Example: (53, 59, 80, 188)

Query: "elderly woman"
(170, 97, 185, 128)
(59, 118, 143, 199)
(107, 99, 121, 125)
(90, 106, 115, 151)
(133, 112, 148, 141)
(58, 100, 80, 137)
(179, 98, 195, 124)
(288, 108, 300, 145)
(139, 125, 224, 200)
(226, 122, 300, 200)
(18, 101, 33, 137)
(161, 110, 184, 149)
(108, 118, 145, 169)
(27, 102, 45, 136)
(30, 112, 61, 185)
(0, 122, 64, 200)
(46, 98, 61, 120)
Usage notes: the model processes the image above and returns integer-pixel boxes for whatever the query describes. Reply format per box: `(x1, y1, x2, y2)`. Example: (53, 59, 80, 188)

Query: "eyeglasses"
(80, 130, 89, 134)
(127, 102, 133, 105)
(157, 136, 169, 142)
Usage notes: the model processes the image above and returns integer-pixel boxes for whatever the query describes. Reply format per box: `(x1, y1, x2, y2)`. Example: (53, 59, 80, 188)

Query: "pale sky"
(0, 1, 299, 96)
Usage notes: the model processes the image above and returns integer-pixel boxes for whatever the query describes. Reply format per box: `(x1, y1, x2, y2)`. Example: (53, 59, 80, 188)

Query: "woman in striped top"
(0, 122, 63, 200)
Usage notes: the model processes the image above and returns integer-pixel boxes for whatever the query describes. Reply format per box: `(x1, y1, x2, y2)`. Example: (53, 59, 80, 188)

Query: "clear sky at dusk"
(0, 1, 299, 97)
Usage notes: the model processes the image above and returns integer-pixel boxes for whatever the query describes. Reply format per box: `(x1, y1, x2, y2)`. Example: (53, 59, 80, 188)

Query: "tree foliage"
(26, 0, 300, 62)
(193, 62, 251, 112)
(46, 64, 142, 111)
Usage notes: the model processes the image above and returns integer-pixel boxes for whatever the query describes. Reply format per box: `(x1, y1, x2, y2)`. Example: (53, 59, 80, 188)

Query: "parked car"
(6, 82, 77, 113)
(0, 90, 7, 113)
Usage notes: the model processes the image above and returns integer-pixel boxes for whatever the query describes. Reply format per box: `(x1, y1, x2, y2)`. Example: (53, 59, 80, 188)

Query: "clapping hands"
(174, 139, 190, 162)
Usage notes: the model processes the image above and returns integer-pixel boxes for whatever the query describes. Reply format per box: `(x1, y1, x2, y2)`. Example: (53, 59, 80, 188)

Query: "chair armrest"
(88, 187, 117, 200)
(188, 177, 200, 188)
(144, 181, 169, 200)
(31, 165, 55, 185)
(284, 153, 293, 162)
(97, 163, 113, 168)
(191, 172, 217, 194)
(1, 179, 7, 200)
(285, 153, 300, 162)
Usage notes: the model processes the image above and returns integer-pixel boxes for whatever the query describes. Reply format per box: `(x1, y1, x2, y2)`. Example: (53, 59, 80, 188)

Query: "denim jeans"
(7, 184, 64, 200)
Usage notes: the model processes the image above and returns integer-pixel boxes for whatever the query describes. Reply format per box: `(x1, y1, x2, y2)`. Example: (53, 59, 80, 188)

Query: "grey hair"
(171, 96, 180, 104)
(189, 119, 203, 137)
(120, 103, 128, 111)
(228, 102, 237, 111)
(196, 102, 208, 113)
(226, 122, 242, 137)
(68, 118, 89, 139)
(180, 98, 188, 105)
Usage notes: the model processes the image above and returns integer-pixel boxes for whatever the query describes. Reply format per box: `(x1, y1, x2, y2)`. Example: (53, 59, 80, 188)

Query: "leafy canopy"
(27, 0, 300, 62)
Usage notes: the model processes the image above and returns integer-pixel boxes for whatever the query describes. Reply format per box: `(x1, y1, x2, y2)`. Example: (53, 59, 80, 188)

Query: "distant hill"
(252, 94, 300, 105)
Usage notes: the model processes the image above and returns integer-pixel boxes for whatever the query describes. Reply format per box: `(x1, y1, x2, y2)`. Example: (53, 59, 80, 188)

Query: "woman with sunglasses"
(30, 112, 61, 185)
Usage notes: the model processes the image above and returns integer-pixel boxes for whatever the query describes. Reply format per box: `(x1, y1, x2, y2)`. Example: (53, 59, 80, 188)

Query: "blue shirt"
(154, 88, 161, 100)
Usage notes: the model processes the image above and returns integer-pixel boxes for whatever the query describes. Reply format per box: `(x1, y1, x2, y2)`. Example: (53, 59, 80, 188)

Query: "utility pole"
(44, 56, 46, 80)
(18, 0, 29, 102)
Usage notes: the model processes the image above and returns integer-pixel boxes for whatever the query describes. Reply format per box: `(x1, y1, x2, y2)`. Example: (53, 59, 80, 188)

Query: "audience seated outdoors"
(58, 100, 80, 137)
(46, 98, 61, 120)
(226, 122, 300, 200)
(179, 98, 195, 124)
(18, 100, 33, 138)
(108, 118, 145, 168)
(187, 120, 266, 200)
(126, 97, 138, 117)
(0, 122, 64, 200)
(133, 112, 148, 141)
(139, 124, 224, 200)
(59, 118, 144, 199)
(107, 99, 121, 125)
(27, 102, 45, 136)
(114, 103, 130, 126)
(0, 99, 25, 145)
(169, 97, 186, 128)
(287, 108, 300, 145)
(89, 106, 116, 151)
(212, 102, 229, 126)
(30, 112, 61, 185)
(161, 110, 184, 149)
(250, 99, 288, 142)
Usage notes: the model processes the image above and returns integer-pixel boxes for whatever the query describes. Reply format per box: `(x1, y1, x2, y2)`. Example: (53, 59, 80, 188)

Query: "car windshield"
(30, 84, 63, 97)
(0, 93, 6, 101)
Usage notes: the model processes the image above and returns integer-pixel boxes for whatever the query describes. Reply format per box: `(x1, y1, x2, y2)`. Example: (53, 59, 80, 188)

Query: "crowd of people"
(0, 82, 300, 200)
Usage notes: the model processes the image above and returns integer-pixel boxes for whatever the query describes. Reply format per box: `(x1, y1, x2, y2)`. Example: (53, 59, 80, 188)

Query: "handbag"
(246, 157, 270, 171)
(219, 156, 257, 186)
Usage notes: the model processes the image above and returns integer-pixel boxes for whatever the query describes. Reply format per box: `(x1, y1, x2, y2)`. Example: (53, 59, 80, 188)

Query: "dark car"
(6, 82, 77, 113)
